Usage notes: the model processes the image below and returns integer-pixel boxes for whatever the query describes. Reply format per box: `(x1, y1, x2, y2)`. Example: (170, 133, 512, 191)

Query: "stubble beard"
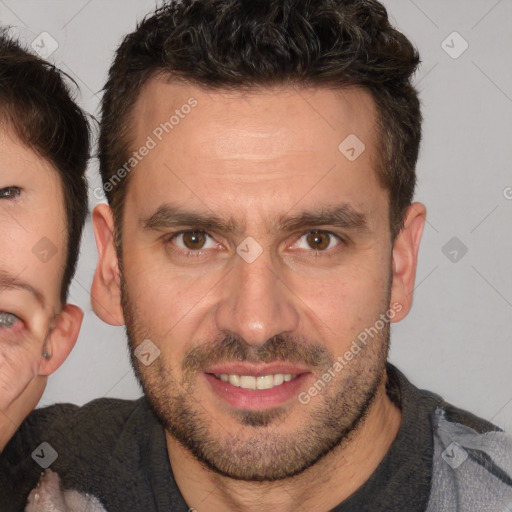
(121, 275, 391, 481)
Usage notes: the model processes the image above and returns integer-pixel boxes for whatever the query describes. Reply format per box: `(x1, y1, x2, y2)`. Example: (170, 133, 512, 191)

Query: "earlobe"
(91, 204, 125, 326)
(38, 304, 83, 376)
(389, 202, 426, 323)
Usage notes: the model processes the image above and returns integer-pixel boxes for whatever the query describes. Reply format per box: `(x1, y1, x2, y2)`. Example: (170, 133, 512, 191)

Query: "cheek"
(0, 226, 63, 284)
(123, 256, 215, 338)
(0, 228, 27, 267)
(289, 257, 391, 343)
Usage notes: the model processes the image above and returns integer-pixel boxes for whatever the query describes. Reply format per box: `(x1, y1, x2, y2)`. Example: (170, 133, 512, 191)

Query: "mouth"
(203, 364, 312, 410)
(213, 372, 298, 390)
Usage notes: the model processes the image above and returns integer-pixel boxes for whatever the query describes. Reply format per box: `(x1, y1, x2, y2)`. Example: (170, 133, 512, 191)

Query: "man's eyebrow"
(274, 205, 369, 234)
(141, 203, 369, 236)
(0, 271, 45, 309)
(141, 205, 243, 235)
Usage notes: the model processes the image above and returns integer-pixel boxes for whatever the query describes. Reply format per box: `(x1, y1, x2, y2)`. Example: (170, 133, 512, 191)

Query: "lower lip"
(204, 373, 311, 410)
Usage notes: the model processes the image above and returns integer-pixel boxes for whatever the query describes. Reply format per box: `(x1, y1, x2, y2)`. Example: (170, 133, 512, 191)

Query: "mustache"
(182, 333, 334, 373)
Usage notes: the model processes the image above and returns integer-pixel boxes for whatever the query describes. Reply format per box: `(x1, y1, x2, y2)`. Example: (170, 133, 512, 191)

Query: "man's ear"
(91, 204, 125, 326)
(389, 202, 426, 323)
(38, 304, 83, 376)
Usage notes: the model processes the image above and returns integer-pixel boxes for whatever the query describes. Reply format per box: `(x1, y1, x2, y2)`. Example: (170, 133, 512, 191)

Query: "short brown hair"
(0, 30, 90, 303)
(100, 0, 422, 239)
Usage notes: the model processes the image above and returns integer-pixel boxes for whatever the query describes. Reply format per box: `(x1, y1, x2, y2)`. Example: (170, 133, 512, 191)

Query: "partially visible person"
(0, 29, 89, 451)
(3, 1, 512, 511)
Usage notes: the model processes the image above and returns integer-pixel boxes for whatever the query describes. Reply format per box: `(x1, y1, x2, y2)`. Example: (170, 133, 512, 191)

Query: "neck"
(166, 378, 401, 512)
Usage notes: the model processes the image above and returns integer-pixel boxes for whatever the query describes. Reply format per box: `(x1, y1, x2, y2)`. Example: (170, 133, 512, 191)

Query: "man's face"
(119, 81, 396, 480)
(0, 126, 67, 366)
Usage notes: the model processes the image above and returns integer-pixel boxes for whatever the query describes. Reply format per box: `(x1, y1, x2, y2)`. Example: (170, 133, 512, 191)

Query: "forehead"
(133, 78, 378, 155)
(0, 126, 67, 287)
(127, 78, 386, 224)
(0, 125, 65, 200)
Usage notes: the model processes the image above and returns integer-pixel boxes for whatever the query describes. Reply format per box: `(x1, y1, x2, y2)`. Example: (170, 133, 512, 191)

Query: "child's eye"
(0, 187, 21, 199)
(0, 312, 21, 328)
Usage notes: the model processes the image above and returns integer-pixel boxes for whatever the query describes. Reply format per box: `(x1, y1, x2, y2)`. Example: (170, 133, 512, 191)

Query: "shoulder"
(5, 397, 143, 458)
(389, 364, 512, 511)
(1, 397, 148, 511)
(427, 399, 512, 511)
(37, 397, 144, 435)
(388, 363, 501, 435)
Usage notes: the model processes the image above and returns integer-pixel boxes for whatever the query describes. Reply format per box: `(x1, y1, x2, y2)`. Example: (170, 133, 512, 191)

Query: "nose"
(214, 247, 300, 346)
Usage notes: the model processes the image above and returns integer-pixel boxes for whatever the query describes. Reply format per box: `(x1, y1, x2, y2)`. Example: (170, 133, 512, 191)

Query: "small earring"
(42, 352, 51, 360)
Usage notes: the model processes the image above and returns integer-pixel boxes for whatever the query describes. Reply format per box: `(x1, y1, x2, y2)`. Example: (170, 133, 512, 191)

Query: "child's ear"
(38, 304, 83, 376)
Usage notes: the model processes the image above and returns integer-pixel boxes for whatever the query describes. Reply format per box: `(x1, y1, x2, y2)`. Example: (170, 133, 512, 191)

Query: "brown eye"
(182, 231, 207, 250)
(292, 230, 341, 253)
(306, 231, 331, 250)
(170, 230, 219, 252)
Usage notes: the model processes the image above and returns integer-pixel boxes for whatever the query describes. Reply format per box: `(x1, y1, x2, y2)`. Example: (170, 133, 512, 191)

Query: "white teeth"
(256, 375, 274, 390)
(229, 374, 240, 387)
(240, 376, 256, 390)
(273, 374, 284, 386)
(217, 373, 297, 389)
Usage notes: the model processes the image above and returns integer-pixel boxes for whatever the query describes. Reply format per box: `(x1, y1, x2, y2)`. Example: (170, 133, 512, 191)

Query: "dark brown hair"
(0, 30, 90, 303)
(100, 0, 422, 239)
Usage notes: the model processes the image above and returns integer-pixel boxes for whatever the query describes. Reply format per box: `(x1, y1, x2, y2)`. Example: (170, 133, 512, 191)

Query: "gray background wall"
(1, 0, 511, 428)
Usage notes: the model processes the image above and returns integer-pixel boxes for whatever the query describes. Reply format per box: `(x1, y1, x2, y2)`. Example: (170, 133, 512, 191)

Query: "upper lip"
(204, 362, 311, 377)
